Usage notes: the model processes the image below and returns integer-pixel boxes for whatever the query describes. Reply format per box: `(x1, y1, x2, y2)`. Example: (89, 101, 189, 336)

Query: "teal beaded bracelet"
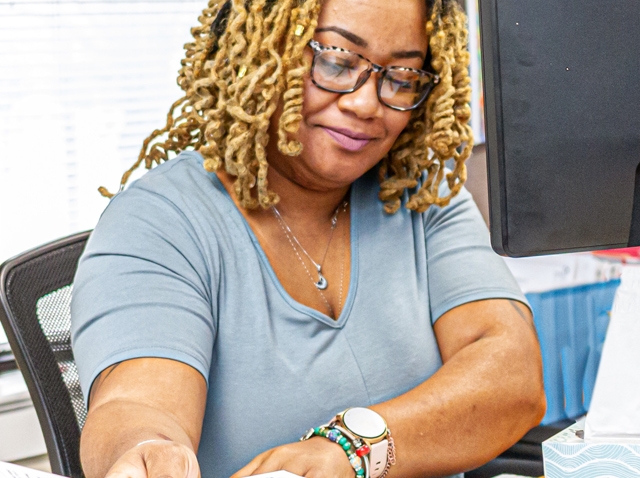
(301, 426, 369, 478)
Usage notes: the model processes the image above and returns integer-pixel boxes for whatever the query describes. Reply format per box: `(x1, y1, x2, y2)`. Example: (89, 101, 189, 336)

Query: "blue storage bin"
(526, 280, 620, 425)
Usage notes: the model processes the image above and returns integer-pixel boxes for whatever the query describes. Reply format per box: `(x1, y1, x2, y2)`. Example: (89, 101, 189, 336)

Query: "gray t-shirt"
(71, 151, 526, 478)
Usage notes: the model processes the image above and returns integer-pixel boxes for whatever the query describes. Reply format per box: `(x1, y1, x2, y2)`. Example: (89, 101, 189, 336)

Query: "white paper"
(0, 461, 64, 478)
(0, 462, 303, 478)
(584, 264, 640, 442)
(250, 472, 303, 478)
(502, 253, 622, 294)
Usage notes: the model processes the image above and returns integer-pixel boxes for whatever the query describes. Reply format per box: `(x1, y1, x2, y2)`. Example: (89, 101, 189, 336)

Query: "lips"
(321, 126, 374, 152)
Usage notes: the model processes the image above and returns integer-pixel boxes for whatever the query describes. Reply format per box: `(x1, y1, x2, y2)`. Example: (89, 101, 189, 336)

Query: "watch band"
(361, 437, 388, 478)
(331, 408, 390, 478)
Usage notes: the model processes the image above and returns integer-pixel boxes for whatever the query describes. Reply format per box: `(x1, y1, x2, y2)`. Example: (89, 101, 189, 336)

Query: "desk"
(0, 370, 47, 462)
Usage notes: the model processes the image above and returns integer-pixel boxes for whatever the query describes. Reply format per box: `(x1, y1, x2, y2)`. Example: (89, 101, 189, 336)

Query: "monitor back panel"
(480, 0, 640, 256)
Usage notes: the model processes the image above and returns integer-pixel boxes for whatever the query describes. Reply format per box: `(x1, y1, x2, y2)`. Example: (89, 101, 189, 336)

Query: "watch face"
(343, 407, 387, 439)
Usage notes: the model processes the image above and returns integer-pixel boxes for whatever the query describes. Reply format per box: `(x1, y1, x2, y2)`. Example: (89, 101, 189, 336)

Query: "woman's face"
(266, 0, 429, 192)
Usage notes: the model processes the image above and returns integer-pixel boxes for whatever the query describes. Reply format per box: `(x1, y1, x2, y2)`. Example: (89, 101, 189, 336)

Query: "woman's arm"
(371, 298, 546, 477)
(80, 357, 207, 478)
(232, 298, 545, 478)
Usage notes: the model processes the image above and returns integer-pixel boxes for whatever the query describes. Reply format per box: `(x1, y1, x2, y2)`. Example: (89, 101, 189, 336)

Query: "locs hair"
(101, 0, 473, 213)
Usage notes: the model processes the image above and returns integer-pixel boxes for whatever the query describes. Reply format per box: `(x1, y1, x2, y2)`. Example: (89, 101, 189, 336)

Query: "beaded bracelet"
(301, 426, 369, 478)
(331, 425, 373, 459)
(328, 413, 396, 478)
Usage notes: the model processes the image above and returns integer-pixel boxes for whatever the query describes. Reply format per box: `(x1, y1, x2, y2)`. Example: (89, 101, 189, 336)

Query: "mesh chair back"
(0, 231, 91, 478)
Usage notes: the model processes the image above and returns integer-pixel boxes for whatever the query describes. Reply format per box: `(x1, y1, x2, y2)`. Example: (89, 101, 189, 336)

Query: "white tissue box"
(542, 421, 640, 477)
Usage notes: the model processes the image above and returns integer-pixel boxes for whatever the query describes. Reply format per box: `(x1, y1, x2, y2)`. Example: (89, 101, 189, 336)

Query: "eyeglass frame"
(307, 39, 440, 112)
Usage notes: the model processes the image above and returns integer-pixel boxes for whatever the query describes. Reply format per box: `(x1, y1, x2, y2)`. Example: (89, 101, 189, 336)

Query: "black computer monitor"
(479, 0, 640, 257)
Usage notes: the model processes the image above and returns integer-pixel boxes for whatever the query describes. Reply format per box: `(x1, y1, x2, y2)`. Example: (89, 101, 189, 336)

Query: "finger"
(142, 442, 200, 478)
(105, 452, 148, 478)
(230, 450, 272, 478)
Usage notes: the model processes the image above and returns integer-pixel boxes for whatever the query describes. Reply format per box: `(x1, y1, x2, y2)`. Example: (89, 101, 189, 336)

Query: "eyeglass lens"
(312, 48, 433, 110)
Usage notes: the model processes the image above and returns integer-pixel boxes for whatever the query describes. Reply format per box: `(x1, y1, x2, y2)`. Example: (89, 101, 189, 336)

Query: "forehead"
(316, 0, 428, 54)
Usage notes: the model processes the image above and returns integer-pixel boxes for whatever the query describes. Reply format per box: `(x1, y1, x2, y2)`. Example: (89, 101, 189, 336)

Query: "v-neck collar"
(209, 171, 359, 329)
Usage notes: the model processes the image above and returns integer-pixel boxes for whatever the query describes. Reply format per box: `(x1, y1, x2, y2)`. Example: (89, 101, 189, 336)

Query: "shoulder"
(84, 151, 232, 272)
(420, 173, 486, 239)
(101, 151, 227, 228)
(353, 166, 481, 228)
(125, 151, 223, 203)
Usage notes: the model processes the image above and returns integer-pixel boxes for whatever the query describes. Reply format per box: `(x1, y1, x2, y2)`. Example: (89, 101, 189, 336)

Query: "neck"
(266, 164, 351, 223)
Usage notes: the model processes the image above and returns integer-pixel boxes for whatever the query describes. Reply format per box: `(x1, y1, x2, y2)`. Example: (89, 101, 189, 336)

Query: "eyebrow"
(314, 26, 425, 61)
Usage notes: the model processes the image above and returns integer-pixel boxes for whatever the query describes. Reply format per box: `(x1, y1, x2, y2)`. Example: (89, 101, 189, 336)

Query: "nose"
(336, 73, 384, 120)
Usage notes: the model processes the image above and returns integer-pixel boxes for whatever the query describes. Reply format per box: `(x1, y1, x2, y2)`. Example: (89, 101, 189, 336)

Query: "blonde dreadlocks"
(100, 0, 473, 213)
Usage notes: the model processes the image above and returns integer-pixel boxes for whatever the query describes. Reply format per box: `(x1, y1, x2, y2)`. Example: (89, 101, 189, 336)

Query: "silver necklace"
(272, 201, 347, 290)
(272, 202, 349, 318)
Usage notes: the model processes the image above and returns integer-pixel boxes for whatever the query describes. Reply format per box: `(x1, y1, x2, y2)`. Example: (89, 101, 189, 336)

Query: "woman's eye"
(388, 78, 415, 93)
(318, 56, 357, 77)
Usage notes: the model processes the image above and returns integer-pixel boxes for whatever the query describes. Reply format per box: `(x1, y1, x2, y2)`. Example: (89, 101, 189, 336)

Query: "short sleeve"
(424, 187, 528, 322)
(70, 185, 216, 405)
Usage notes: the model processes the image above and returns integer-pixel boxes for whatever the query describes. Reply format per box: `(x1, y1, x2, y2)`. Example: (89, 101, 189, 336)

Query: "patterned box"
(543, 421, 640, 477)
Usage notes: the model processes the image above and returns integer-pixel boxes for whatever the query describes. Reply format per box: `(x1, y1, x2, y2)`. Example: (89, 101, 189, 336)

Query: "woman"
(71, 0, 546, 477)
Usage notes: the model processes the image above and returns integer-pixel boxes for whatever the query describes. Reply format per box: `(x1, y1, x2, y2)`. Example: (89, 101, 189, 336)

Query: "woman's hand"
(105, 440, 200, 478)
(231, 437, 355, 478)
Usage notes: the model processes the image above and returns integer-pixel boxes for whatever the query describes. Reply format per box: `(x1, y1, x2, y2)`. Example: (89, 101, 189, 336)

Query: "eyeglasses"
(307, 40, 439, 111)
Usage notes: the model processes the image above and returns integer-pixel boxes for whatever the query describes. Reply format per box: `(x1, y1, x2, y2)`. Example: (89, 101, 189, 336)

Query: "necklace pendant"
(315, 271, 328, 290)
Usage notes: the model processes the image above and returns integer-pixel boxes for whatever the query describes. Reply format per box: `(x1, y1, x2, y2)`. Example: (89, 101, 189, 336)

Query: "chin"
(307, 153, 371, 185)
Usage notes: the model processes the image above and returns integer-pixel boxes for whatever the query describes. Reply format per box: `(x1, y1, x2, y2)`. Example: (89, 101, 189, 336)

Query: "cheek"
(390, 110, 413, 133)
(300, 75, 334, 118)
(300, 77, 316, 116)
(384, 111, 413, 145)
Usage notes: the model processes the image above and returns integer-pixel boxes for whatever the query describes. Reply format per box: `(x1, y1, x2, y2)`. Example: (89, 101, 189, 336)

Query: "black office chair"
(0, 231, 91, 478)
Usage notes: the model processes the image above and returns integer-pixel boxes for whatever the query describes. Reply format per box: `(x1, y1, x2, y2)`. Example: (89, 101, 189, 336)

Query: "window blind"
(0, 0, 203, 261)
